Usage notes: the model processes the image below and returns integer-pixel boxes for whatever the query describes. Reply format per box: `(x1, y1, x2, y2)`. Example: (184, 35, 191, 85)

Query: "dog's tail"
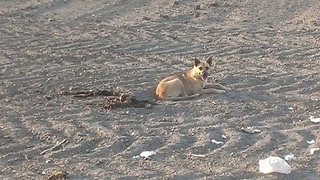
(162, 93, 200, 101)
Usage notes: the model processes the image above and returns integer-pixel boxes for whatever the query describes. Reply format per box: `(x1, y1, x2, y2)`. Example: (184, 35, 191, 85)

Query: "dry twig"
(40, 139, 68, 155)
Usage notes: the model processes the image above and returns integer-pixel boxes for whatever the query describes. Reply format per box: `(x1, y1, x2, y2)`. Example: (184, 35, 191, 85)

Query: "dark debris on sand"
(61, 89, 157, 110)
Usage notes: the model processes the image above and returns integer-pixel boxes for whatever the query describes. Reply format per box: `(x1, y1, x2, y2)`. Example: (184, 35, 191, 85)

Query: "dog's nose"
(203, 71, 208, 79)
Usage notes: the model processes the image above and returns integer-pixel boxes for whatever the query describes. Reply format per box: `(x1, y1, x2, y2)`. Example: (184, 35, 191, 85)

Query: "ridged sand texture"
(0, 0, 319, 179)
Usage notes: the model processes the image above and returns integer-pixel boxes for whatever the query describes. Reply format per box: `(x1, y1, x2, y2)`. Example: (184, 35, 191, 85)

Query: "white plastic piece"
(252, 129, 261, 133)
(139, 151, 156, 158)
(284, 154, 297, 161)
(241, 127, 261, 134)
(211, 139, 223, 144)
(190, 154, 206, 157)
(222, 135, 227, 139)
(310, 148, 320, 155)
(259, 156, 292, 174)
(310, 116, 320, 123)
(307, 140, 315, 144)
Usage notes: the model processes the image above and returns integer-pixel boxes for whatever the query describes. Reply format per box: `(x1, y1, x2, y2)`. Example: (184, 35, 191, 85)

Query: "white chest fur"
(203, 78, 208, 88)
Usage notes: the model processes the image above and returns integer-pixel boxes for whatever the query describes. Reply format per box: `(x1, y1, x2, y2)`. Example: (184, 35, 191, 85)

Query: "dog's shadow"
(132, 85, 157, 101)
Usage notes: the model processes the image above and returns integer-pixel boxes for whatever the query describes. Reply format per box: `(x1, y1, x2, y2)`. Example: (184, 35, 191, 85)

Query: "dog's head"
(193, 56, 213, 81)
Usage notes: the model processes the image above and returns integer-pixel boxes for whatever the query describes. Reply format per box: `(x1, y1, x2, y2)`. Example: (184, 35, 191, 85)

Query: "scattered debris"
(259, 156, 292, 174)
(210, 2, 219, 7)
(211, 139, 224, 145)
(190, 154, 206, 157)
(307, 140, 315, 144)
(47, 170, 68, 180)
(194, 4, 201, 10)
(222, 135, 227, 139)
(288, 107, 294, 110)
(310, 116, 320, 123)
(102, 93, 156, 110)
(194, 11, 201, 18)
(45, 95, 53, 101)
(40, 139, 67, 155)
(61, 89, 157, 110)
(61, 89, 116, 98)
(142, 16, 151, 21)
(133, 151, 156, 159)
(284, 154, 297, 161)
(160, 14, 169, 19)
(140, 151, 156, 158)
(240, 127, 261, 134)
(166, 34, 178, 40)
(173, 0, 179, 5)
(310, 148, 320, 155)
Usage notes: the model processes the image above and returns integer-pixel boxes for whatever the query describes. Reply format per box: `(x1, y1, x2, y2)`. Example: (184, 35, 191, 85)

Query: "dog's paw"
(190, 93, 200, 97)
(221, 86, 231, 91)
(217, 90, 226, 93)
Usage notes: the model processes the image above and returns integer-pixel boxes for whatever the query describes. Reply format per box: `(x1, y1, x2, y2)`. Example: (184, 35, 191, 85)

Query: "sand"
(0, 0, 319, 179)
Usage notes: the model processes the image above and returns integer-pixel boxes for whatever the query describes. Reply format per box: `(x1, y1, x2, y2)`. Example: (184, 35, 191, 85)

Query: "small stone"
(194, 12, 201, 18)
(210, 2, 218, 7)
(45, 95, 53, 101)
(195, 4, 201, 10)
(145, 104, 152, 109)
(160, 14, 169, 18)
(142, 16, 151, 20)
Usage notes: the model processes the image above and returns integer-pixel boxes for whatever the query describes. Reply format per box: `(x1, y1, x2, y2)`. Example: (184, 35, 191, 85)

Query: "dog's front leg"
(204, 83, 230, 91)
(200, 88, 226, 95)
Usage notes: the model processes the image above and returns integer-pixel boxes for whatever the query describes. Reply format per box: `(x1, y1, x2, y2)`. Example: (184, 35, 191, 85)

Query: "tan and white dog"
(155, 56, 229, 101)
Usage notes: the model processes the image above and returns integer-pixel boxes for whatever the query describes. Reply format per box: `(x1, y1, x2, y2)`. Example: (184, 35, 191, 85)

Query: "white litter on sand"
(310, 148, 320, 155)
(309, 116, 320, 123)
(252, 129, 261, 133)
(140, 151, 156, 158)
(211, 139, 224, 144)
(284, 154, 297, 161)
(259, 156, 292, 174)
(222, 135, 227, 139)
(241, 127, 261, 134)
(190, 154, 206, 157)
(133, 151, 156, 158)
(307, 140, 315, 144)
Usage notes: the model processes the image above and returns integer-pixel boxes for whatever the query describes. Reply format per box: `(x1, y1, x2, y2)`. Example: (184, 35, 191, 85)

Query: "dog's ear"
(206, 56, 213, 66)
(194, 58, 201, 67)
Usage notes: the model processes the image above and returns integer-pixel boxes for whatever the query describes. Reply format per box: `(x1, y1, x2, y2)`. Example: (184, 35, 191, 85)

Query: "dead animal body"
(61, 89, 156, 110)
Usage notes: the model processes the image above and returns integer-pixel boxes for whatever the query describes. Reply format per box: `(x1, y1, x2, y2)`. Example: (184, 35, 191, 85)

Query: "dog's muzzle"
(201, 71, 209, 81)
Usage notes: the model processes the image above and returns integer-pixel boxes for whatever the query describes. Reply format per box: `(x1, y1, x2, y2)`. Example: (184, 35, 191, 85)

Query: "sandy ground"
(0, 0, 320, 179)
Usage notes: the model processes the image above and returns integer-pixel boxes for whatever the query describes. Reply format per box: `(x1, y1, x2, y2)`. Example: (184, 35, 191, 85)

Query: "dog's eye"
(199, 67, 203, 70)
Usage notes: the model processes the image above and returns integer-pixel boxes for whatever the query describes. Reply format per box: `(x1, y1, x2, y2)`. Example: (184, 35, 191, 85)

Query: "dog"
(155, 56, 229, 101)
